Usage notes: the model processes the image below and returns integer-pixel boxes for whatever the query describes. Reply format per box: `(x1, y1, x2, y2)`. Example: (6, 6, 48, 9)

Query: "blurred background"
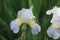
(0, 0, 60, 40)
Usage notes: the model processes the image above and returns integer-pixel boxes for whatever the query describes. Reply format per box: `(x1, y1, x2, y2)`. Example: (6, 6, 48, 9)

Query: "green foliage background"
(0, 0, 60, 40)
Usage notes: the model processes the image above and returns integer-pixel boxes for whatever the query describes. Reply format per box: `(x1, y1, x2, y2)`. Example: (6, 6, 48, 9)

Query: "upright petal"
(10, 19, 21, 33)
(51, 14, 60, 23)
(30, 5, 33, 10)
(47, 25, 60, 39)
(17, 7, 35, 23)
(31, 23, 41, 35)
(55, 8, 60, 16)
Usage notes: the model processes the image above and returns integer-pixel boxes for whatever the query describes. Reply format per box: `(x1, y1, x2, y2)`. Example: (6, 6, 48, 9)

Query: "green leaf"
(0, 35, 6, 40)
(44, 36, 49, 40)
(0, 18, 7, 26)
(32, 0, 43, 17)
(29, 0, 33, 7)
(20, 0, 29, 8)
(0, 18, 13, 40)
(0, 18, 8, 32)
(3, 0, 14, 19)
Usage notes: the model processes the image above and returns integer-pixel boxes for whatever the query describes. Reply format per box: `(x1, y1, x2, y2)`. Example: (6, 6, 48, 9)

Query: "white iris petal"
(10, 6, 41, 34)
(46, 6, 60, 23)
(46, 10, 52, 15)
(31, 23, 41, 35)
(47, 25, 60, 39)
(54, 8, 60, 16)
(46, 6, 60, 39)
(18, 8, 34, 22)
(10, 19, 20, 33)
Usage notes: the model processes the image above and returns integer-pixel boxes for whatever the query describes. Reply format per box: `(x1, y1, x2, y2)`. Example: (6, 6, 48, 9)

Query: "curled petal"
(31, 23, 41, 35)
(10, 19, 21, 33)
(46, 6, 60, 24)
(46, 10, 52, 15)
(47, 25, 60, 39)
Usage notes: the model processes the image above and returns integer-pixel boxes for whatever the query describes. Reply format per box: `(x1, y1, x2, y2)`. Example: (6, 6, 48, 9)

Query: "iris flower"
(10, 6, 41, 35)
(46, 6, 60, 39)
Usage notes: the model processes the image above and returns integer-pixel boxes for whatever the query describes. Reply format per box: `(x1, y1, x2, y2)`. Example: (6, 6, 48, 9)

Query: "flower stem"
(20, 24, 27, 40)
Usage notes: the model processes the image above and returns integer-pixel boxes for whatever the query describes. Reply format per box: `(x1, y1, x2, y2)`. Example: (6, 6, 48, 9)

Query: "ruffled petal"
(17, 7, 35, 22)
(31, 23, 41, 35)
(10, 19, 21, 33)
(47, 25, 60, 39)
